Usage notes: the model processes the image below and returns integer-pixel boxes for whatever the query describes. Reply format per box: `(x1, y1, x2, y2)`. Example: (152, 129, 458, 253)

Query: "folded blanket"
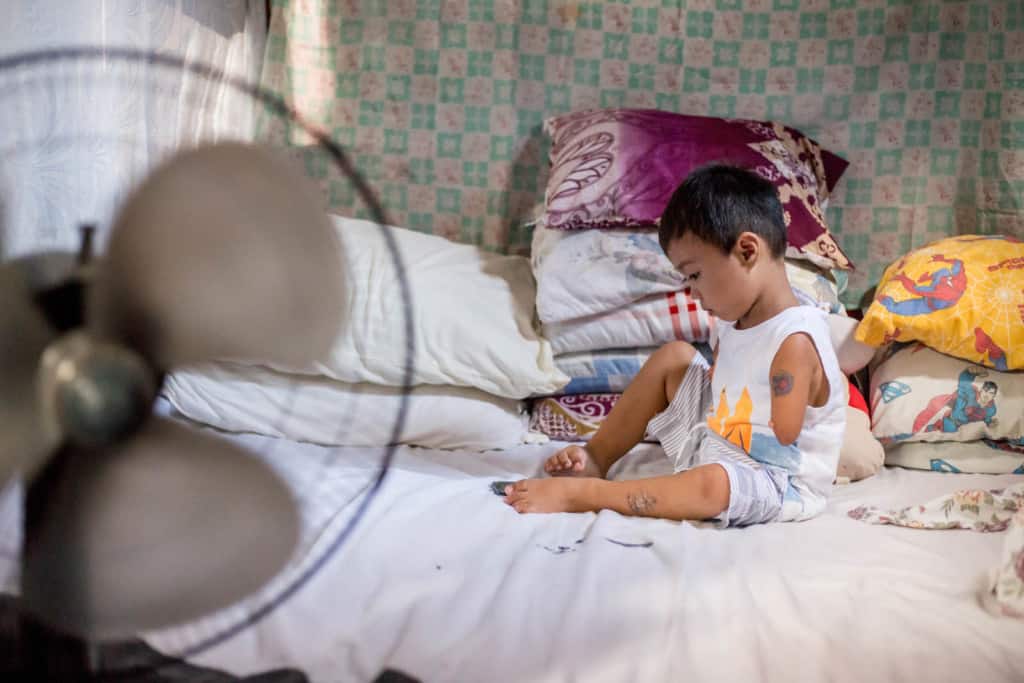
(553, 344, 713, 395)
(532, 225, 844, 325)
(543, 290, 715, 355)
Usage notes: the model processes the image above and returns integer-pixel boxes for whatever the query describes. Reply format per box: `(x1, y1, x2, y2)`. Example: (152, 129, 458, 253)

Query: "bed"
(114, 412, 1024, 682)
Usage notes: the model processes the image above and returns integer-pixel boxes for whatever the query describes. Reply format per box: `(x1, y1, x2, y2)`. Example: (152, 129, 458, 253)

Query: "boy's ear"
(735, 231, 760, 265)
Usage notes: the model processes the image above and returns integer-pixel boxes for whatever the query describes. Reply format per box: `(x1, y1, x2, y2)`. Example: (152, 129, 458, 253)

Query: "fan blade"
(21, 416, 299, 639)
(89, 142, 344, 369)
(0, 263, 59, 485)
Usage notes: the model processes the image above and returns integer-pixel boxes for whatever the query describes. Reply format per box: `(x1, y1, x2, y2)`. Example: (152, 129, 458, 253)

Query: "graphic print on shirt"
(706, 380, 803, 471)
(749, 433, 802, 470)
(706, 386, 752, 452)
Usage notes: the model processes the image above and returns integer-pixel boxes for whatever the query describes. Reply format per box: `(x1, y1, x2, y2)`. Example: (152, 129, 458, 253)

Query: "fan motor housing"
(39, 331, 157, 448)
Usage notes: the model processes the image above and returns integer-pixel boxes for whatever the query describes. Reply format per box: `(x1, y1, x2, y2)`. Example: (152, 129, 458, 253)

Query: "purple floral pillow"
(529, 393, 621, 442)
(541, 109, 852, 271)
(529, 393, 657, 442)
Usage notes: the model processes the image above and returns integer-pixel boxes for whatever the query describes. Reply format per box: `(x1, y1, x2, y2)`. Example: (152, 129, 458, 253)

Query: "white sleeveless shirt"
(707, 306, 847, 521)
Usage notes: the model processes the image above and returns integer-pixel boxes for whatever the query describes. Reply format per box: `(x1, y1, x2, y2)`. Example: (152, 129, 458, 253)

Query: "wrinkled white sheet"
(138, 426, 1024, 683)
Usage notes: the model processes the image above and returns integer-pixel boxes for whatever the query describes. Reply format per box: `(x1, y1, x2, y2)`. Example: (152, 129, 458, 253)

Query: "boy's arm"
(768, 333, 817, 446)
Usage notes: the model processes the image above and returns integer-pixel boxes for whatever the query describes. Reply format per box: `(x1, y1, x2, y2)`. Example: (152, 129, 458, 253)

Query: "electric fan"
(0, 45, 413, 673)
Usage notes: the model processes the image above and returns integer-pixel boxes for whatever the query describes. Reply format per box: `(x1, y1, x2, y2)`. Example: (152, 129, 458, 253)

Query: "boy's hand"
(544, 445, 604, 478)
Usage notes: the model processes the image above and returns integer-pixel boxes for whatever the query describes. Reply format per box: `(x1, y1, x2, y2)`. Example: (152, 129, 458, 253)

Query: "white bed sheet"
(139, 424, 1024, 683)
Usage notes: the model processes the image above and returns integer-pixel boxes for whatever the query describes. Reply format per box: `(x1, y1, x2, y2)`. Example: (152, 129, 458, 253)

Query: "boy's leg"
(508, 450, 786, 524)
(505, 463, 730, 520)
(584, 341, 699, 476)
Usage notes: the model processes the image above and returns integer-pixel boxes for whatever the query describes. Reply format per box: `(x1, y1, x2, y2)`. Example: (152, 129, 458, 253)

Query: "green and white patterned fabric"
(259, 1, 1024, 305)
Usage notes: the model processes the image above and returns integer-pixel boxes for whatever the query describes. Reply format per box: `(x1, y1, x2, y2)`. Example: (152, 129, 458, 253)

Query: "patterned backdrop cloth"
(259, 1, 1024, 306)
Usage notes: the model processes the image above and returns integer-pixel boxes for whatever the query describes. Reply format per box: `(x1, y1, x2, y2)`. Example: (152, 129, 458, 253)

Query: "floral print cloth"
(983, 509, 1024, 618)
(848, 482, 1024, 532)
(849, 482, 1024, 618)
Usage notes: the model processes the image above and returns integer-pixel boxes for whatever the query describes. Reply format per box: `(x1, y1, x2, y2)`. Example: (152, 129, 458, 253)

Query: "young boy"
(505, 165, 846, 526)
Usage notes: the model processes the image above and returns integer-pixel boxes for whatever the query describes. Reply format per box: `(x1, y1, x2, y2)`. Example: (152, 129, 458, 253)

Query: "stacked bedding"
(528, 226, 714, 441)
(527, 108, 853, 443)
(857, 234, 1024, 475)
(161, 215, 569, 452)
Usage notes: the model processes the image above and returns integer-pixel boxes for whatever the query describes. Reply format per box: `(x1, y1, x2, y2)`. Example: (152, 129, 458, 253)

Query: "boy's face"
(665, 232, 753, 322)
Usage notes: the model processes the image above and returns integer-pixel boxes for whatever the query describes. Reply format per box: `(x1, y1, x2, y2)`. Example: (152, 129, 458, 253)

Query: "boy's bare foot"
(543, 445, 605, 478)
(503, 477, 596, 514)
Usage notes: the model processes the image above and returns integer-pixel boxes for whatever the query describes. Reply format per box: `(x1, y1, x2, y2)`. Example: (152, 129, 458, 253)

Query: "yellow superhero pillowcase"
(856, 235, 1024, 371)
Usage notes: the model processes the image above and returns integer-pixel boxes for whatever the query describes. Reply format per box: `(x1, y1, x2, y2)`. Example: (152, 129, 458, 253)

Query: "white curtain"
(0, 0, 267, 258)
(0, 0, 267, 591)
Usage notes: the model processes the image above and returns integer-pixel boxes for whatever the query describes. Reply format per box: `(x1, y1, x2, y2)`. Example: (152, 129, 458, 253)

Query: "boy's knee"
(699, 464, 731, 515)
(654, 341, 696, 369)
(653, 341, 697, 404)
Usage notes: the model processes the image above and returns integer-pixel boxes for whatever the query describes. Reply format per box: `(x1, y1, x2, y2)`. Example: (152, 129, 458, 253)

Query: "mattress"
(3, 419, 1023, 682)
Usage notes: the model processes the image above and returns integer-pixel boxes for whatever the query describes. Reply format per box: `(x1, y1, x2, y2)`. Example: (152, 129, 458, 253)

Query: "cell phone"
(491, 480, 516, 496)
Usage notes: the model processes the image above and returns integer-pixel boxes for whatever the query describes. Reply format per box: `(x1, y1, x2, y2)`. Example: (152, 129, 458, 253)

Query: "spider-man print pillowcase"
(857, 235, 1024, 370)
(539, 108, 851, 271)
(869, 343, 1024, 446)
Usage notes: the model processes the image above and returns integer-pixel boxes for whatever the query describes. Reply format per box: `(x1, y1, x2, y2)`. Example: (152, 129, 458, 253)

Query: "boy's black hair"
(982, 381, 998, 394)
(658, 164, 787, 259)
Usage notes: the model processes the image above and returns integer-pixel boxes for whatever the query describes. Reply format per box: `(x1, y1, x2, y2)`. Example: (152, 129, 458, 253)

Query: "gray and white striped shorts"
(646, 352, 788, 527)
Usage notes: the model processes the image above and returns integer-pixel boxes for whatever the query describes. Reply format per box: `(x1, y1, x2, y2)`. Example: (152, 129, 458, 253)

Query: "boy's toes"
(504, 480, 528, 502)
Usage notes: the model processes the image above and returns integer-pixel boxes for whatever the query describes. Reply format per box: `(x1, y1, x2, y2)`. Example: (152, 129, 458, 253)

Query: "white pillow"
(884, 439, 1024, 475)
(162, 363, 534, 451)
(826, 313, 876, 375)
(869, 343, 1024, 445)
(531, 225, 845, 324)
(265, 216, 567, 399)
(532, 226, 683, 324)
